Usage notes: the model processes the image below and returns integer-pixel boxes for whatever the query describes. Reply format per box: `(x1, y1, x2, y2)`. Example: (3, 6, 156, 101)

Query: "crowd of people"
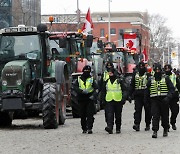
(74, 61, 180, 138)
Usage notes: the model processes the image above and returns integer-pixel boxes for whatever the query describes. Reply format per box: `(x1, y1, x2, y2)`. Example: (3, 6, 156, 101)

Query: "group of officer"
(74, 61, 180, 138)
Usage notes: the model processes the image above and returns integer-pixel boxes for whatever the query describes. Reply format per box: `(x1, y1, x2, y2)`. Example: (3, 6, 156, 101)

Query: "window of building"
(100, 28, 104, 37)
(110, 28, 116, 35)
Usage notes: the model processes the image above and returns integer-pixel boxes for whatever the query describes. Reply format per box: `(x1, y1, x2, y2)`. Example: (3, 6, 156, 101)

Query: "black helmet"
(164, 64, 172, 71)
(153, 63, 162, 72)
(106, 61, 114, 69)
(137, 61, 145, 69)
(82, 65, 91, 72)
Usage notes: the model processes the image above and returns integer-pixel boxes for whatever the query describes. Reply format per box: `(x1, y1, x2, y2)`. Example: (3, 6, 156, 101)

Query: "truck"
(0, 24, 68, 128)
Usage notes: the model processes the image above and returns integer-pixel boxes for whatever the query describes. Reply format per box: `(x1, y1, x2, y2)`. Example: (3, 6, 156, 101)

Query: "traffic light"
(172, 51, 176, 58)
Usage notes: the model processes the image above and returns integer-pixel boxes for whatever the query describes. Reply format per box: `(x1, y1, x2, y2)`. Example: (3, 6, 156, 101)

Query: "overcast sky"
(41, 0, 180, 39)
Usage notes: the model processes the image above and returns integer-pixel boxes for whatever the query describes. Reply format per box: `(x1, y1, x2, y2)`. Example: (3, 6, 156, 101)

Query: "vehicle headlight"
(2, 80, 7, 86)
(16, 79, 22, 85)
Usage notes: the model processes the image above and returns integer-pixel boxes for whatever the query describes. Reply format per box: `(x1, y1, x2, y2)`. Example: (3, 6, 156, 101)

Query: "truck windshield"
(0, 34, 41, 61)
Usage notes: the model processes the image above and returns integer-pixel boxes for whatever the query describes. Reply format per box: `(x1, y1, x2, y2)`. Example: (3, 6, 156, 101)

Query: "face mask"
(83, 72, 90, 77)
(154, 72, 162, 80)
(165, 71, 171, 75)
(139, 67, 146, 75)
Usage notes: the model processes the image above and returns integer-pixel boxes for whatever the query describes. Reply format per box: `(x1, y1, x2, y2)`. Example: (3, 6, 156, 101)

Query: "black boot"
(87, 129, 93, 134)
(152, 131, 157, 138)
(133, 124, 140, 131)
(145, 125, 150, 131)
(163, 129, 168, 137)
(105, 127, 113, 134)
(172, 124, 177, 130)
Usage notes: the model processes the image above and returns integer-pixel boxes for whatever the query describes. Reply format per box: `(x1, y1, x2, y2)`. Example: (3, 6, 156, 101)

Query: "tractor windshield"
(0, 34, 41, 61)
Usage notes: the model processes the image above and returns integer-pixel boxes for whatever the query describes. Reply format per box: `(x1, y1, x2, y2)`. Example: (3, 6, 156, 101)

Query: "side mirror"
(59, 38, 66, 48)
(86, 35, 93, 47)
(97, 40, 103, 48)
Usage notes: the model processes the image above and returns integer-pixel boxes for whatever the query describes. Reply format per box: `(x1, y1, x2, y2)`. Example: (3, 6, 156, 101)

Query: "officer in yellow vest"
(145, 63, 175, 138)
(129, 61, 152, 131)
(101, 68, 128, 134)
(164, 64, 179, 130)
(74, 65, 98, 134)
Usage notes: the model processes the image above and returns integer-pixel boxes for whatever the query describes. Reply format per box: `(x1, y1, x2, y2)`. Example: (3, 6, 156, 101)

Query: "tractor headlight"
(16, 79, 22, 85)
(2, 80, 7, 86)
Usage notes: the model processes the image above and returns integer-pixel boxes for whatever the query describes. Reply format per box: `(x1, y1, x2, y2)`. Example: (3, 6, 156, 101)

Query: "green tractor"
(0, 24, 68, 128)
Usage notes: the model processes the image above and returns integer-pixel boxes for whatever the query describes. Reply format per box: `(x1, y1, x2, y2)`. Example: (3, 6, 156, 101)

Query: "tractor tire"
(58, 84, 66, 125)
(42, 83, 58, 129)
(0, 111, 13, 127)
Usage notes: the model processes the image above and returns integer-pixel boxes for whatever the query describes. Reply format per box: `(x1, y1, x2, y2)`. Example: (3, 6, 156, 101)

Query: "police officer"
(101, 68, 128, 134)
(129, 61, 151, 131)
(164, 64, 179, 130)
(145, 63, 175, 138)
(74, 65, 98, 134)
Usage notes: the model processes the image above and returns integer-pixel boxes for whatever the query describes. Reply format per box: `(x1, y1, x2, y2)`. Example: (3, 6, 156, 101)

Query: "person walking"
(145, 63, 175, 138)
(101, 68, 128, 134)
(73, 65, 98, 134)
(164, 64, 179, 130)
(129, 61, 151, 131)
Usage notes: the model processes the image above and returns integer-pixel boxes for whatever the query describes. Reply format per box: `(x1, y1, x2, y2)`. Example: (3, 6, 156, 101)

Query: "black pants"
(151, 98, 169, 131)
(105, 100, 123, 130)
(134, 96, 151, 126)
(79, 99, 95, 131)
(169, 97, 179, 125)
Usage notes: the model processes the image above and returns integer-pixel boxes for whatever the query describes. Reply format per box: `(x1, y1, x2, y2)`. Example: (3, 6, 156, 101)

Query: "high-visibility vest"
(135, 72, 147, 90)
(78, 77, 94, 93)
(103, 71, 110, 81)
(169, 73, 178, 91)
(150, 77, 168, 97)
(105, 79, 122, 102)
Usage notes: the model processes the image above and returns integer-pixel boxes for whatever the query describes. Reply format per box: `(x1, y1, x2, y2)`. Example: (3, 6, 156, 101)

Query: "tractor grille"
(2, 66, 22, 86)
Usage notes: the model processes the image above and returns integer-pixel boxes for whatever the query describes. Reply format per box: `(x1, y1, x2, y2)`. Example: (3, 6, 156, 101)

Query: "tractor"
(0, 24, 68, 128)
(49, 32, 103, 118)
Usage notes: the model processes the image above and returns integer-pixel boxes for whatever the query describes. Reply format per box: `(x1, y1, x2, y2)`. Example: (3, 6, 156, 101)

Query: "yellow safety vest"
(105, 79, 122, 102)
(150, 77, 168, 97)
(78, 77, 94, 93)
(135, 73, 147, 90)
(103, 71, 110, 81)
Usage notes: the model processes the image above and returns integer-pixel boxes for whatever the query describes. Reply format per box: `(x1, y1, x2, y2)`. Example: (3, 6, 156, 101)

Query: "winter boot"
(163, 129, 168, 137)
(145, 125, 150, 131)
(133, 124, 140, 131)
(152, 131, 157, 138)
(172, 124, 177, 130)
(105, 127, 113, 134)
(82, 130, 87, 134)
(87, 129, 93, 134)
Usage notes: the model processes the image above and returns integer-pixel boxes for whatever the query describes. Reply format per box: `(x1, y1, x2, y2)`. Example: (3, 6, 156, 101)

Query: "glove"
(163, 97, 170, 104)
(82, 90, 88, 94)
(89, 95, 94, 100)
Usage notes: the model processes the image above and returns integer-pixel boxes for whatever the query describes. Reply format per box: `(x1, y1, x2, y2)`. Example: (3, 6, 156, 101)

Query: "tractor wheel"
(58, 84, 66, 125)
(0, 111, 13, 127)
(42, 83, 58, 129)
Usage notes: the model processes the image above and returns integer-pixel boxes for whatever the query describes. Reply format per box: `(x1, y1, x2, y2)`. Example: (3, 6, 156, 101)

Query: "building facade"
(0, 0, 41, 28)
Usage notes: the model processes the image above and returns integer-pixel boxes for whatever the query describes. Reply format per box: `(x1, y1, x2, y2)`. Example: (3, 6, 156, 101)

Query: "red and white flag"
(142, 48, 148, 62)
(82, 8, 94, 35)
(123, 33, 137, 52)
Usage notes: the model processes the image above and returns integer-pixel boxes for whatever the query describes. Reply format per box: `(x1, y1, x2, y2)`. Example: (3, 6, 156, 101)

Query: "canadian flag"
(82, 8, 94, 35)
(123, 33, 137, 52)
(142, 48, 148, 62)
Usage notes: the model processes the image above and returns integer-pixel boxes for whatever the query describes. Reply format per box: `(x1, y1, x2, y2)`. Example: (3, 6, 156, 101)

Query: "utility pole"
(77, 0, 81, 30)
(108, 0, 111, 42)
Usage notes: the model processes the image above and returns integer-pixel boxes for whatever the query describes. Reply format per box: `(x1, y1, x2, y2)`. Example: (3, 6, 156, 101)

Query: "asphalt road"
(0, 102, 180, 154)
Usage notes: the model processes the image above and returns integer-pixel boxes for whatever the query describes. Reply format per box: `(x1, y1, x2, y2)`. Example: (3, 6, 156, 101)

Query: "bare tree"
(147, 13, 175, 65)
